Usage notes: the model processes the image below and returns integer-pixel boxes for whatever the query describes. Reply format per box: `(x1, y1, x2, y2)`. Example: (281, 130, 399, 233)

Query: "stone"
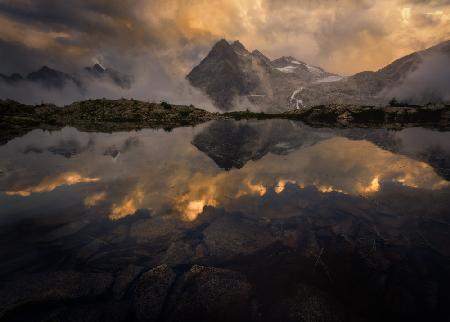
(166, 265, 252, 322)
(133, 265, 176, 322)
(0, 271, 114, 319)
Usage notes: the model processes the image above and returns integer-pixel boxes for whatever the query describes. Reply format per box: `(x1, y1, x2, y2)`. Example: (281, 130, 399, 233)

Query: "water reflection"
(1, 120, 450, 321)
(1, 122, 449, 222)
(5, 172, 100, 197)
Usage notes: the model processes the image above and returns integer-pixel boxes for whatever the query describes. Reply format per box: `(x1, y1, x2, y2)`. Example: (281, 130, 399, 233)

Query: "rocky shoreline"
(1, 98, 450, 145)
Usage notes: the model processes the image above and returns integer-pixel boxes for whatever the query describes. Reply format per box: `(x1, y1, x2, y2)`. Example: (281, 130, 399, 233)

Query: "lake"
(1, 119, 449, 321)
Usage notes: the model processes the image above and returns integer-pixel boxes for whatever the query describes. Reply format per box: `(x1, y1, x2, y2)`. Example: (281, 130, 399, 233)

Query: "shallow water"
(1, 120, 450, 321)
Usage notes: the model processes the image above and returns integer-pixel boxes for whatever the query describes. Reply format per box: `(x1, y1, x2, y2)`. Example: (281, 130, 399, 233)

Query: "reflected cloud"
(109, 186, 144, 221)
(4, 172, 99, 197)
(1, 124, 449, 224)
(84, 191, 107, 207)
(159, 137, 449, 221)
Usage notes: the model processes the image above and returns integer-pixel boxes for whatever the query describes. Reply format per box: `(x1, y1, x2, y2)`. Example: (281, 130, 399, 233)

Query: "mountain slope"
(187, 39, 450, 111)
(289, 39, 450, 107)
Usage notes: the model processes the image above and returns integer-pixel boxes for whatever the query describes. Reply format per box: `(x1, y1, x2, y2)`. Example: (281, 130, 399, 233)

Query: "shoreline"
(1, 98, 450, 144)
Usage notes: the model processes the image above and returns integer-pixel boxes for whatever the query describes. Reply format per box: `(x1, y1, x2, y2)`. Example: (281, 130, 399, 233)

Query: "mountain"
(26, 66, 82, 89)
(187, 39, 340, 111)
(84, 63, 132, 89)
(302, 39, 450, 107)
(187, 39, 450, 111)
(0, 73, 23, 84)
(0, 64, 132, 92)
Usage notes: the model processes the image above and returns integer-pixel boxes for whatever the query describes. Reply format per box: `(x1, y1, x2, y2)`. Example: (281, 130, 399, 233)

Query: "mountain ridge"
(0, 64, 132, 91)
(187, 39, 450, 111)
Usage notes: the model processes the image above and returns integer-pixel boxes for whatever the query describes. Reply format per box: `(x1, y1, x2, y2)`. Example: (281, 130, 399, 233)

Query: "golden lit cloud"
(0, 0, 448, 75)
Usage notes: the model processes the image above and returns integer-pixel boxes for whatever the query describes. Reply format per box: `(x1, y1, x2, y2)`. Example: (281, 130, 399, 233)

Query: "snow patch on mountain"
(275, 66, 298, 73)
(316, 75, 344, 83)
(306, 65, 324, 75)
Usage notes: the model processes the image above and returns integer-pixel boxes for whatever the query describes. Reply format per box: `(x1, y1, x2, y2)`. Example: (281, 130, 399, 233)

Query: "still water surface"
(1, 120, 449, 321)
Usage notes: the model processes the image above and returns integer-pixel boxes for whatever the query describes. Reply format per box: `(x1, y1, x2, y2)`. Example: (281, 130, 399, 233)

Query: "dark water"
(1, 120, 450, 322)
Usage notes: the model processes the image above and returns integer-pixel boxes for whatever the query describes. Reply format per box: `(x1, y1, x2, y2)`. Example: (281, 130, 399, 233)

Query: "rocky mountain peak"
(0, 73, 24, 83)
(187, 40, 340, 110)
(85, 63, 107, 76)
(251, 49, 271, 65)
(26, 66, 76, 89)
(231, 40, 248, 54)
(207, 39, 238, 61)
(92, 63, 106, 73)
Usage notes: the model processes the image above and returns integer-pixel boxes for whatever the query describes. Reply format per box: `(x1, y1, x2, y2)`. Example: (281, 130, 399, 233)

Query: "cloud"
(5, 172, 99, 197)
(381, 53, 450, 103)
(0, 0, 448, 103)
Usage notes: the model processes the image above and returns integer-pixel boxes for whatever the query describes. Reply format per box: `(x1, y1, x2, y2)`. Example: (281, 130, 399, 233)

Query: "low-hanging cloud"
(0, 50, 217, 109)
(382, 53, 450, 104)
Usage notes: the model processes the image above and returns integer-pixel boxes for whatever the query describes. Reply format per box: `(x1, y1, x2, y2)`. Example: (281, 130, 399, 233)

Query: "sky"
(0, 0, 449, 78)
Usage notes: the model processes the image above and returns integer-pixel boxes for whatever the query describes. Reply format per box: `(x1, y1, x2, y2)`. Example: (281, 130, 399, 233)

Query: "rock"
(268, 285, 345, 322)
(0, 271, 114, 319)
(77, 239, 107, 261)
(133, 265, 176, 322)
(113, 265, 146, 299)
(130, 216, 179, 243)
(39, 300, 131, 322)
(166, 265, 252, 322)
(162, 239, 199, 267)
(40, 220, 88, 242)
(203, 215, 276, 260)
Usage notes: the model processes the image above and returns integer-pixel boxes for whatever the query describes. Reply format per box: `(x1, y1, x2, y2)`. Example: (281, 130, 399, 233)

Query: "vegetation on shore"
(1, 98, 449, 144)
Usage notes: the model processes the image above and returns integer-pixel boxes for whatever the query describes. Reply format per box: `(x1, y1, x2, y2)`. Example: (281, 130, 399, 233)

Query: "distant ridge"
(0, 64, 132, 91)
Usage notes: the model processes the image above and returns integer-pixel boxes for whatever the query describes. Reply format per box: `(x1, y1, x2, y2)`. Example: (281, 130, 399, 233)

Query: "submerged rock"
(133, 264, 176, 322)
(203, 215, 276, 260)
(166, 265, 252, 322)
(113, 265, 146, 299)
(267, 285, 346, 322)
(0, 271, 114, 319)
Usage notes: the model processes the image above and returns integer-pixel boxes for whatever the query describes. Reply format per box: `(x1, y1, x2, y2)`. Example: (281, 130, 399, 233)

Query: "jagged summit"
(84, 64, 131, 89)
(0, 63, 132, 91)
(27, 66, 80, 89)
(88, 63, 106, 73)
(251, 49, 271, 65)
(231, 40, 248, 54)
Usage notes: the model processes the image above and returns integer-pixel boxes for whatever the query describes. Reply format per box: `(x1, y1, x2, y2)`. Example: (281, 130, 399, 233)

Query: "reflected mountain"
(192, 119, 332, 170)
(193, 120, 450, 182)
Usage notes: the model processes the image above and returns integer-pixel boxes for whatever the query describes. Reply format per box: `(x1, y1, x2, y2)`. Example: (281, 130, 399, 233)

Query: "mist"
(0, 54, 218, 112)
(382, 53, 450, 105)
